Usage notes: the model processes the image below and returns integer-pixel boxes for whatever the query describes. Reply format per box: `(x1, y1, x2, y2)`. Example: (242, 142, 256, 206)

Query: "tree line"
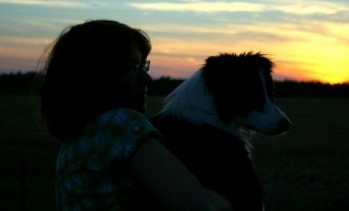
(1, 71, 349, 98)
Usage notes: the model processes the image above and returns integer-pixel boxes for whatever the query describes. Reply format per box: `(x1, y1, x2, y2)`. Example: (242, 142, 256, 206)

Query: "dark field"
(1, 95, 349, 210)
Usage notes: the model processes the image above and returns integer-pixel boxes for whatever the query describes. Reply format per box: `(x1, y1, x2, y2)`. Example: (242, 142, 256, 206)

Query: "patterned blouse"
(56, 108, 160, 210)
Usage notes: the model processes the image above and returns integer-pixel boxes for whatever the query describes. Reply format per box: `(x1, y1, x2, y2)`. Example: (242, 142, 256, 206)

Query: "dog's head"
(202, 52, 291, 135)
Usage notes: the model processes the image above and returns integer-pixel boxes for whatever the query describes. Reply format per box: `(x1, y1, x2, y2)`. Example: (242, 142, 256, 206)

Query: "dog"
(151, 52, 291, 211)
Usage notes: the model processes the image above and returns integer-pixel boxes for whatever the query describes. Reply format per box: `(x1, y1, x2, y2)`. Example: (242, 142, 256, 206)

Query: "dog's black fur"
(151, 116, 263, 210)
(151, 52, 291, 211)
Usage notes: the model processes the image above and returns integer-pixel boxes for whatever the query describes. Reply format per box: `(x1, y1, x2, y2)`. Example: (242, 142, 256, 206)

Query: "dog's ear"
(202, 53, 249, 122)
(202, 52, 276, 123)
(244, 52, 274, 73)
(204, 53, 238, 73)
(203, 53, 240, 85)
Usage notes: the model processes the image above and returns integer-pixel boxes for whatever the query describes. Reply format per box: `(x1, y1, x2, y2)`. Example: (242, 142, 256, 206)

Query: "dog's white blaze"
(159, 69, 216, 121)
(234, 69, 290, 134)
(158, 69, 241, 135)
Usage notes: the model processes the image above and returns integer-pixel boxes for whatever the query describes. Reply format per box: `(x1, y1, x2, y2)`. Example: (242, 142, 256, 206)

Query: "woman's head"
(40, 20, 152, 140)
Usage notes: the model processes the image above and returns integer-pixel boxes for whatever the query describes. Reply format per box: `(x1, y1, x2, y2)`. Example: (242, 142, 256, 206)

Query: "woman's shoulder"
(90, 108, 160, 146)
(96, 108, 155, 132)
(60, 108, 160, 164)
(99, 108, 146, 121)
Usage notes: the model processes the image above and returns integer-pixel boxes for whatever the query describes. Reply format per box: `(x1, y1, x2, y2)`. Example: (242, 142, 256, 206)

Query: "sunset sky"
(0, 0, 349, 84)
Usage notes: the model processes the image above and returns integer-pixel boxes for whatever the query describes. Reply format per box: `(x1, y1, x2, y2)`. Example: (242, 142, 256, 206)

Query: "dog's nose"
(278, 118, 292, 133)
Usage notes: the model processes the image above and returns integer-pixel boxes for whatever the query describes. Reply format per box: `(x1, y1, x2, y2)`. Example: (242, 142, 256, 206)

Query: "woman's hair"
(39, 20, 151, 141)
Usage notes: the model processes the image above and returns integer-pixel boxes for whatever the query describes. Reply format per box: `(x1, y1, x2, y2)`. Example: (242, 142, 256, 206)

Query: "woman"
(39, 19, 232, 210)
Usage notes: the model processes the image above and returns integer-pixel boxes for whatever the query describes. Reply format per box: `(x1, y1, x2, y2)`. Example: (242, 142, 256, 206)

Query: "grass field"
(1, 94, 348, 210)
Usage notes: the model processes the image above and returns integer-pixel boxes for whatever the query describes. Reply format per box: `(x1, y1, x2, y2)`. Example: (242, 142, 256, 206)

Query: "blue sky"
(1, 0, 349, 83)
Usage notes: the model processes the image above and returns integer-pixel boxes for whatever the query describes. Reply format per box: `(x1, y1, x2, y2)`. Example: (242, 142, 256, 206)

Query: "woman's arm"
(129, 138, 232, 211)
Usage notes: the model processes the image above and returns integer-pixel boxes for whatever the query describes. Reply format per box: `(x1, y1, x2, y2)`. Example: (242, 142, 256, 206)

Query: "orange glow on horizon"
(275, 44, 349, 84)
(1, 25, 348, 85)
(149, 49, 349, 84)
(1, 41, 348, 85)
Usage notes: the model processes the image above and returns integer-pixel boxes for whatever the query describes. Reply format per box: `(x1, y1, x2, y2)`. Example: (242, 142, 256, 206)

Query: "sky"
(0, 0, 349, 84)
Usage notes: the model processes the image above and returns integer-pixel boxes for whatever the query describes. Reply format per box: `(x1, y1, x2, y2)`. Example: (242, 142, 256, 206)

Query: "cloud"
(129, 2, 265, 13)
(0, 0, 89, 8)
(129, 1, 347, 15)
(276, 1, 347, 15)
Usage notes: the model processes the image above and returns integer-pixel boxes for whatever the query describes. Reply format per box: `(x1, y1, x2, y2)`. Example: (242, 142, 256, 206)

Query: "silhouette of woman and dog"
(39, 19, 290, 210)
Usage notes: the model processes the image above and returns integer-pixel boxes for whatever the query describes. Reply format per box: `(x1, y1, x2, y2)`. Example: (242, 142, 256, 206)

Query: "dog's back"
(151, 115, 264, 211)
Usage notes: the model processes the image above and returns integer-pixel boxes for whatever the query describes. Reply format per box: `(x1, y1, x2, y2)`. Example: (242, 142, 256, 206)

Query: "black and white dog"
(151, 52, 291, 211)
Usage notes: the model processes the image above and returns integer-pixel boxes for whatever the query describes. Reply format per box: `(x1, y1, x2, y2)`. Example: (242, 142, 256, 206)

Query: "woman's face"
(113, 43, 152, 113)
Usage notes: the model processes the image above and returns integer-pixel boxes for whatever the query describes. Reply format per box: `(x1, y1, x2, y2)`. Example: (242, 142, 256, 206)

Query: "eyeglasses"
(129, 60, 150, 77)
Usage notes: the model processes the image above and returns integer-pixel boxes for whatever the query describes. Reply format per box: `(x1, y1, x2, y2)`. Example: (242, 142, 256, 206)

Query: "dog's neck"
(158, 69, 241, 138)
